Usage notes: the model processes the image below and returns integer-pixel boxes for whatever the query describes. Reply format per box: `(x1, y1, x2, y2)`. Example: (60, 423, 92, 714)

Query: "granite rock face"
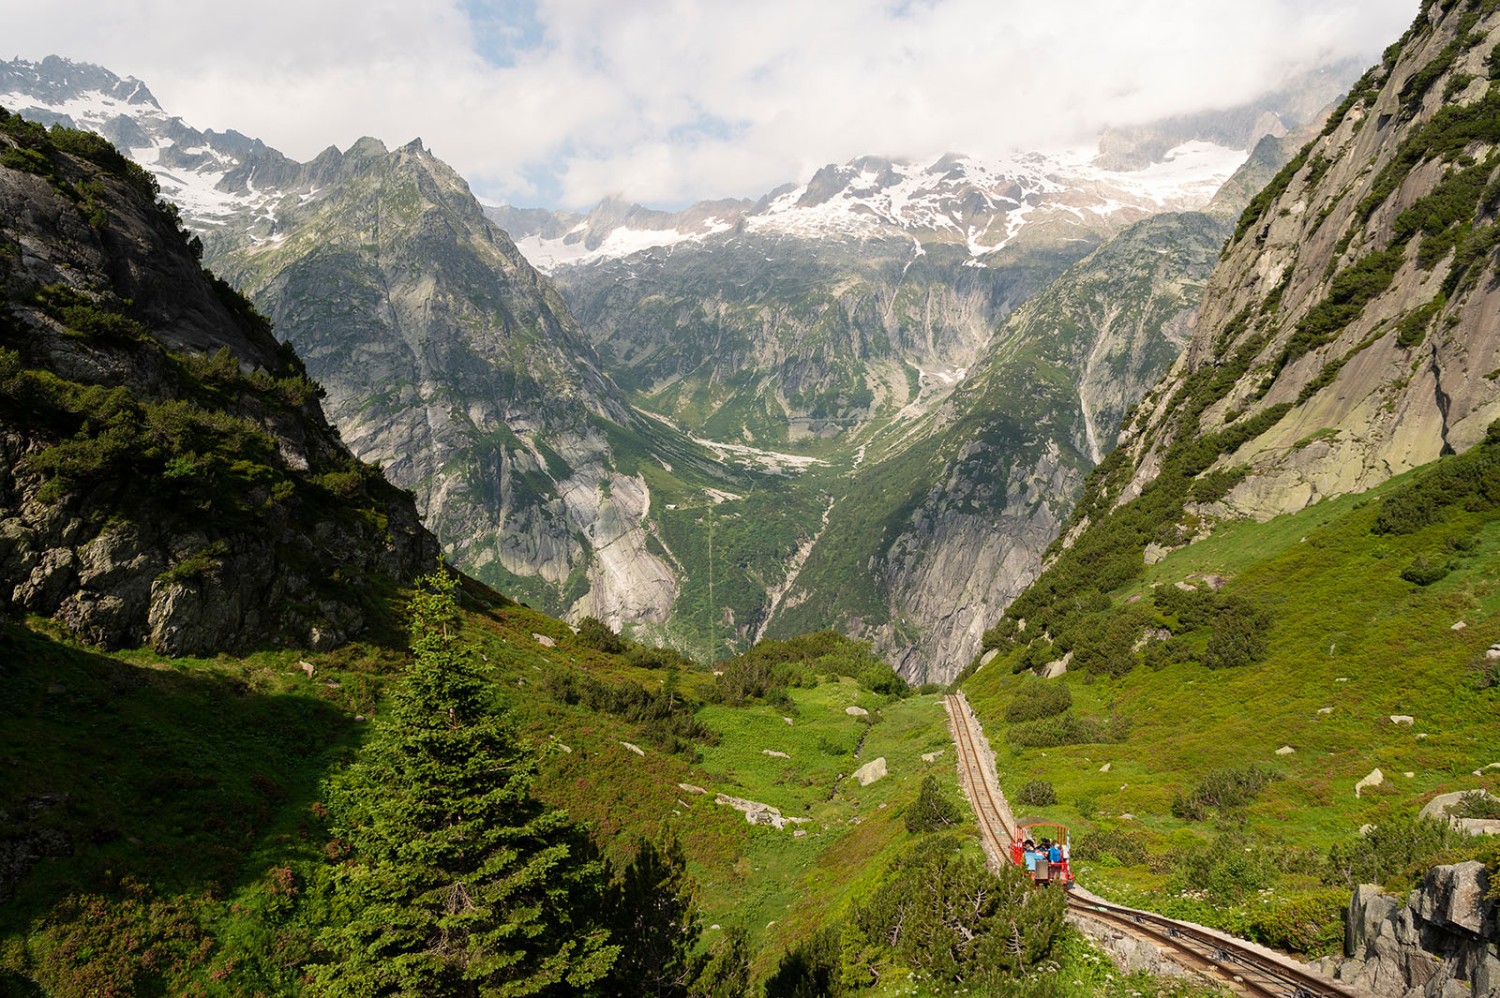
(1316, 862, 1499, 998)
(0, 114, 436, 655)
(1110, 0, 1500, 544)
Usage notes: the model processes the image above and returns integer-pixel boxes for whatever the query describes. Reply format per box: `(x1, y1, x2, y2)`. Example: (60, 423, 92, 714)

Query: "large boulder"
(1330, 863, 1499, 997)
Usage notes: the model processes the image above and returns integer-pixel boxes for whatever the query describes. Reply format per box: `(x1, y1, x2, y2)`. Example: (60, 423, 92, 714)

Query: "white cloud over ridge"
(4, 0, 1416, 208)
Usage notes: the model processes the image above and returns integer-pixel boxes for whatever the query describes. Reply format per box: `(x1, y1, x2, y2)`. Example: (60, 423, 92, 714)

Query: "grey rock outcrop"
(0, 115, 436, 655)
(1318, 862, 1499, 997)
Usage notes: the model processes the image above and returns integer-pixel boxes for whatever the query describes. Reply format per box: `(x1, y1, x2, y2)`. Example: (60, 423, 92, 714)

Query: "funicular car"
(1008, 820, 1073, 887)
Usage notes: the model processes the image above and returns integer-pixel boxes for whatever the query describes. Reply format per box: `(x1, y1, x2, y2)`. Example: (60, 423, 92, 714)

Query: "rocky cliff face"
(1106, 0, 1500, 541)
(0, 111, 436, 654)
(204, 138, 685, 629)
(1313, 861, 1499, 998)
(527, 146, 1264, 448)
(765, 210, 1234, 680)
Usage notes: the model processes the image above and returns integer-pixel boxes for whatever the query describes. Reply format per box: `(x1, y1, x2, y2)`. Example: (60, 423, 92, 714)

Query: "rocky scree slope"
(0, 111, 436, 654)
(1095, 0, 1500, 554)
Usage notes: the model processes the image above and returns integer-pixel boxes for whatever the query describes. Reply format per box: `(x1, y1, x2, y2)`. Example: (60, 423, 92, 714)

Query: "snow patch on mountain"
(506, 142, 1249, 274)
(515, 215, 736, 271)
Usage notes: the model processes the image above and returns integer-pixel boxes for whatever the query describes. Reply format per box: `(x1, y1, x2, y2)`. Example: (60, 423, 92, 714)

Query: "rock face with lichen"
(1099, 0, 1500, 551)
(1314, 862, 1499, 997)
(0, 111, 436, 655)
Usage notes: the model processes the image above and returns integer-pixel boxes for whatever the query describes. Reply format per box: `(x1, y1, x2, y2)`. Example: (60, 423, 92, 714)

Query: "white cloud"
(3, 0, 1417, 208)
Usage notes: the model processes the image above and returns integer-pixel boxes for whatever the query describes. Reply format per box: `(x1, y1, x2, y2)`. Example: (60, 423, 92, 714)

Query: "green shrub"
(1008, 711, 1129, 749)
(1171, 764, 1279, 820)
(1326, 813, 1469, 891)
(1449, 791, 1500, 820)
(1202, 596, 1272, 669)
(576, 615, 625, 654)
(1004, 681, 1072, 722)
(1015, 780, 1057, 807)
(1400, 555, 1453, 585)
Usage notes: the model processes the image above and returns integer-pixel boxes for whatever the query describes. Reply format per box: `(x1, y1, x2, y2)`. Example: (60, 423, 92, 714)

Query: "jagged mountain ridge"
(0, 111, 437, 654)
(0, 53, 1366, 675)
(202, 136, 709, 630)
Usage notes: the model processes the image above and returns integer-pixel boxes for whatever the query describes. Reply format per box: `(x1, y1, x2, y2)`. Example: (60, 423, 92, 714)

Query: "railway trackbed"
(943, 692, 1365, 998)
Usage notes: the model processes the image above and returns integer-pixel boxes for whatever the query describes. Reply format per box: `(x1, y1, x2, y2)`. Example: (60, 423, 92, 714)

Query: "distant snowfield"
(516, 141, 1249, 274)
(514, 215, 735, 271)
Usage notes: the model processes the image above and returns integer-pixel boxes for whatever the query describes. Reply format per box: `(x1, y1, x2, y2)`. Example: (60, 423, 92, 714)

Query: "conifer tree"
(905, 775, 960, 832)
(311, 569, 616, 996)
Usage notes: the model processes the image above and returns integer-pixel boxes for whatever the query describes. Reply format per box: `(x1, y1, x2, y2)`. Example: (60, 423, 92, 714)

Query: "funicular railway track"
(943, 693, 1364, 998)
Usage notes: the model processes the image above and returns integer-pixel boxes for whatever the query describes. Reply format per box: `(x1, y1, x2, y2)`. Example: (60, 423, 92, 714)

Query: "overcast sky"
(4, 0, 1417, 210)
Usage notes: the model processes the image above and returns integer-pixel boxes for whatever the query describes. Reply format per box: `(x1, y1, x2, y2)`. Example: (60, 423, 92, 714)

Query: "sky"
(3, 0, 1418, 210)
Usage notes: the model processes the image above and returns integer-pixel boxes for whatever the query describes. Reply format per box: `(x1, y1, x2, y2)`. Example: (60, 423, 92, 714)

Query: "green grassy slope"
(963, 438, 1500, 951)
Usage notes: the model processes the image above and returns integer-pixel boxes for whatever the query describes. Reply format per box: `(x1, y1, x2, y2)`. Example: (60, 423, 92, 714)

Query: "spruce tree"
(311, 570, 616, 996)
(905, 775, 960, 833)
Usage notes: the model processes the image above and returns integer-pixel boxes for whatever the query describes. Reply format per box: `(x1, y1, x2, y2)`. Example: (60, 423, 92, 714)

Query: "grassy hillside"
(963, 433, 1500, 951)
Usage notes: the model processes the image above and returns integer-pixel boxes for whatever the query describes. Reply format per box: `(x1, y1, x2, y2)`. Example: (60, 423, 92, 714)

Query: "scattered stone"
(1390, 715, 1415, 725)
(1174, 580, 1197, 592)
(763, 750, 790, 759)
(980, 648, 999, 666)
(1119, 813, 1135, 821)
(1040, 649, 1072, 679)
(1125, 593, 1142, 604)
(1201, 574, 1229, 590)
(709, 924, 720, 931)
(845, 705, 869, 717)
(678, 783, 707, 796)
(555, 743, 572, 754)
(1487, 645, 1500, 661)
(921, 751, 944, 763)
(620, 741, 645, 757)
(532, 632, 556, 647)
(793, 829, 806, 838)
(1276, 745, 1295, 755)
(1404, 772, 1415, 778)
(354, 714, 366, 722)
(323, 680, 340, 688)
(1335, 677, 1349, 683)
(1451, 621, 1467, 631)
(300, 660, 315, 678)
(1318, 707, 1335, 714)
(853, 757, 888, 786)
(1417, 733, 1428, 739)
(1359, 824, 1376, 836)
(715, 794, 794, 829)
(1099, 762, 1112, 772)
(1355, 768, 1384, 797)
(783, 717, 794, 726)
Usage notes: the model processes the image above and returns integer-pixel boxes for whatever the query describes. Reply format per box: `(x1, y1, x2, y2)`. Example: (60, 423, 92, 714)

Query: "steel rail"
(1067, 895, 1363, 998)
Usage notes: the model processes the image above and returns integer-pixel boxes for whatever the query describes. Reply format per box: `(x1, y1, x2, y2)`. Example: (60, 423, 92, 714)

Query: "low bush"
(1008, 711, 1130, 749)
(1015, 780, 1057, 807)
(1171, 764, 1280, 820)
(906, 775, 961, 832)
(1004, 681, 1072, 722)
(1325, 813, 1468, 891)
